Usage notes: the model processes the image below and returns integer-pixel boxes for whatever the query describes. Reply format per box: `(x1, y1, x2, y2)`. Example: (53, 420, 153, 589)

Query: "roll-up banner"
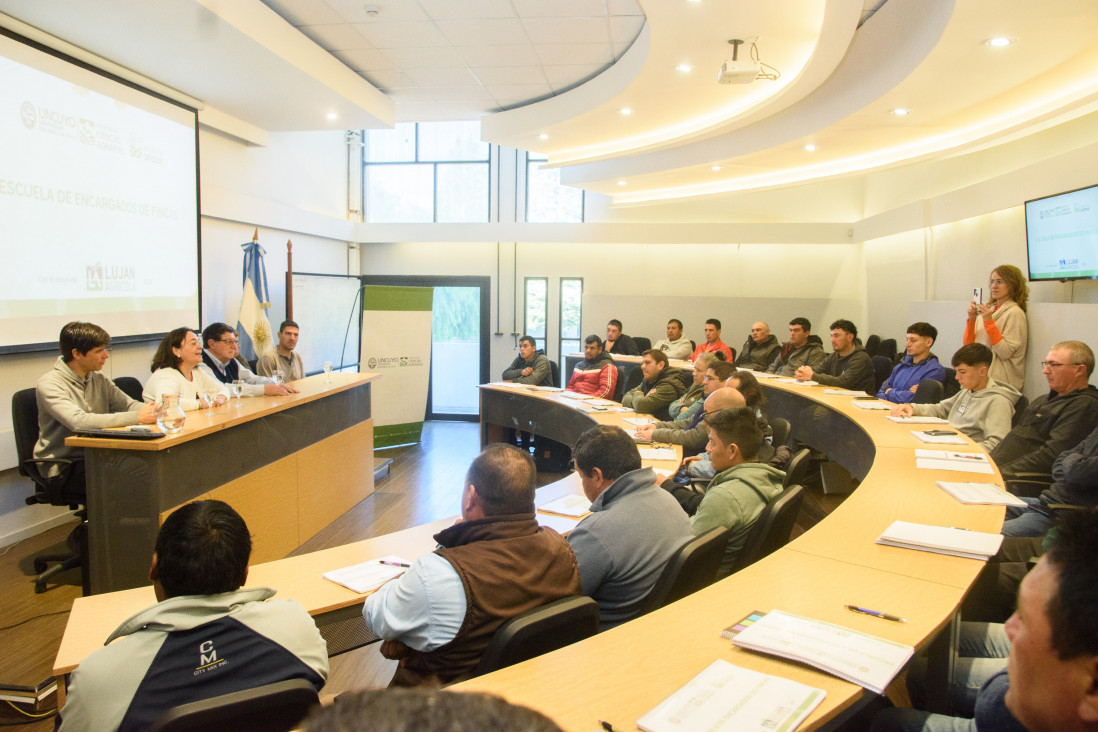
(360, 286, 433, 447)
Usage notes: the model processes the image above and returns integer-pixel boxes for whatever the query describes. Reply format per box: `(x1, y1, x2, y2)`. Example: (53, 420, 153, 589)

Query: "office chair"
(638, 527, 731, 615)
(622, 366, 644, 394)
(783, 448, 814, 489)
(633, 336, 651, 352)
(548, 359, 561, 388)
(113, 376, 144, 402)
(913, 379, 944, 404)
(879, 338, 898, 361)
(148, 678, 320, 732)
(611, 365, 626, 402)
(474, 596, 599, 676)
(941, 368, 961, 398)
(864, 334, 881, 357)
(727, 484, 805, 575)
(871, 356, 894, 394)
(728, 347, 737, 363)
(1012, 395, 1029, 427)
(769, 418, 791, 448)
(12, 388, 88, 594)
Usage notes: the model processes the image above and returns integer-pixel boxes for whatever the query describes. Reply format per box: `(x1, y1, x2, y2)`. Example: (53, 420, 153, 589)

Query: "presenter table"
(65, 372, 379, 593)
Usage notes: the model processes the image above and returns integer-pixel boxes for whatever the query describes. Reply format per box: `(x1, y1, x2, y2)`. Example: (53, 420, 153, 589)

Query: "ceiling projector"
(717, 59, 761, 84)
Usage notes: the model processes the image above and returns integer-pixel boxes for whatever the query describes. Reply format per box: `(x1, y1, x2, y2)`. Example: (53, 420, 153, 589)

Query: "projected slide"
(1026, 185, 1098, 281)
(0, 34, 199, 350)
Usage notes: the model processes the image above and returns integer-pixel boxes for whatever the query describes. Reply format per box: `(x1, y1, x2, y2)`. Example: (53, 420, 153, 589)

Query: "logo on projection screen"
(86, 262, 136, 292)
(20, 101, 35, 129)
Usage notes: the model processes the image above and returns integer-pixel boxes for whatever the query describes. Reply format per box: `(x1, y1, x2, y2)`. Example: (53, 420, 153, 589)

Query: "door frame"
(361, 274, 490, 421)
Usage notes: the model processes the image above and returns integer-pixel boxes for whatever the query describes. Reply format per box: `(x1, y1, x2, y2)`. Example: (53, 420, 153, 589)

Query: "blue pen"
(846, 604, 908, 623)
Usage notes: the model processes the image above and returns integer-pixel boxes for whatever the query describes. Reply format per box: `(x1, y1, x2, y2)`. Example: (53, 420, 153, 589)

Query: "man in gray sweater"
(34, 322, 157, 482)
(501, 335, 553, 386)
(567, 425, 692, 629)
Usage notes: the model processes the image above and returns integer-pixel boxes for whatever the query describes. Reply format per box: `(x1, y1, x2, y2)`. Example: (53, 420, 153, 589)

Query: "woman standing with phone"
(965, 264, 1029, 390)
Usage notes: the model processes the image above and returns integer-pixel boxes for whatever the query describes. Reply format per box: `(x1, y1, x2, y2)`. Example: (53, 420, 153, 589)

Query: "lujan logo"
(20, 101, 36, 129)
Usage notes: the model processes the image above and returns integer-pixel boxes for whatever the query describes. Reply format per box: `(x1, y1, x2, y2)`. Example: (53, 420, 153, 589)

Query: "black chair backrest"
(548, 360, 561, 388)
(690, 340, 696, 350)
(871, 355, 893, 394)
(248, 358, 259, 373)
(639, 527, 731, 615)
(1012, 394, 1029, 428)
(864, 334, 880, 357)
(913, 378, 944, 404)
(113, 376, 144, 402)
(149, 678, 320, 732)
(879, 338, 898, 360)
(769, 417, 791, 448)
(475, 596, 599, 676)
(728, 484, 806, 574)
(11, 389, 41, 482)
(623, 366, 644, 394)
(611, 365, 626, 402)
(942, 368, 961, 398)
(634, 336, 651, 353)
(783, 448, 813, 488)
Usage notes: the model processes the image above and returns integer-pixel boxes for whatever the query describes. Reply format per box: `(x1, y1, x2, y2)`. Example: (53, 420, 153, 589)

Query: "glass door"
(362, 275, 489, 421)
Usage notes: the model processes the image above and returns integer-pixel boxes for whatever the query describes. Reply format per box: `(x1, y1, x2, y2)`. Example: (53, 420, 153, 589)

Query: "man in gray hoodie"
(891, 343, 1020, 451)
(502, 335, 553, 386)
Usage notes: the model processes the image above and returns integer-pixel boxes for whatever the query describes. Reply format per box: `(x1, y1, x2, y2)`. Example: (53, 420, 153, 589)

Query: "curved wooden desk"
(65, 372, 379, 593)
(455, 380, 1004, 730)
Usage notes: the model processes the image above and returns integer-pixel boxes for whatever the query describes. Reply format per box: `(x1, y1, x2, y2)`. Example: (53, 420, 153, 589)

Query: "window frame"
(558, 277, 583, 360)
(523, 276, 549, 354)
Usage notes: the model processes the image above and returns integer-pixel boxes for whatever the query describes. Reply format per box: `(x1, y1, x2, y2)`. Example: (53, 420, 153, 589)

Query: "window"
(526, 152, 584, 223)
(524, 277, 548, 353)
(364, 121, 489, 223)
(559, 278, 583, 357)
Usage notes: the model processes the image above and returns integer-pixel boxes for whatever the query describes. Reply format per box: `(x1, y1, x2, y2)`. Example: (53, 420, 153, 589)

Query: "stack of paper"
(936, 481, 1027, 507)
(775, 378, 818, 386)
(637, 659, 825, 732)
(322, 555, 412, 593)
(851, 399, 891, 410)
(639, 447, 677, 461)
(753, 372, 780, 379)
(886, 415, 949, 424)
(910, 430, 966, 445)
(876, 520, 1004, 560)
(730, 610, 913, 695)
(529, 386, 564, 392)
(824, 388, 870, 396)
(537, 494, 591, 517)
(561, 391, 593, 400)
(914, 449, 994, 474)
(622, 417, 656, 426)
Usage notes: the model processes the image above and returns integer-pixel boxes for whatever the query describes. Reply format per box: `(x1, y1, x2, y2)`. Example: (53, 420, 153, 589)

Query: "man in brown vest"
(363, 444, 582, 686)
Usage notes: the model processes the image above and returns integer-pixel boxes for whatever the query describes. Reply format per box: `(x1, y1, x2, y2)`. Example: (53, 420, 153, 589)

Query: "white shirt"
(362, 553, 466, 652)
(142, 367, 230, 411)
(198, 349, 272, 397)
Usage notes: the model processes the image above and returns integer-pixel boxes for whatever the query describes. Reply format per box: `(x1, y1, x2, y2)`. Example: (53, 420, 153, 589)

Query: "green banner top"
(362, 285, 434, 312)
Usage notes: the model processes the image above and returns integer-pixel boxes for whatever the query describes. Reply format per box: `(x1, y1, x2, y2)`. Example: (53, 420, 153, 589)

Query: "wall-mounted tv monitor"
(0, 29, 200, 354)
(1025, 183, 1098, 282)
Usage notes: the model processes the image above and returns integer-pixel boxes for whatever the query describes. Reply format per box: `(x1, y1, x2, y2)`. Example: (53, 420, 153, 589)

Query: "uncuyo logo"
(20, 101, 36, 129)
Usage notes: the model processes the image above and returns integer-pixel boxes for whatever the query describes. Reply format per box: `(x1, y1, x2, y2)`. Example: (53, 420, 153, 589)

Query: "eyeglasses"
(1041, 361, 1080, 369)
(218, 338, 240, 345)
(988, 279, 1007, 286)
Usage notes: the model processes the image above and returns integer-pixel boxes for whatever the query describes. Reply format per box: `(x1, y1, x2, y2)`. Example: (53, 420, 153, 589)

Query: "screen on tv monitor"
(1025, 183, 1098, 282)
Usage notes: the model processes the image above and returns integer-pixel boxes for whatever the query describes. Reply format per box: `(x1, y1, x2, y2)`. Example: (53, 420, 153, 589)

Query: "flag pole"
(286, 239, 294, 320)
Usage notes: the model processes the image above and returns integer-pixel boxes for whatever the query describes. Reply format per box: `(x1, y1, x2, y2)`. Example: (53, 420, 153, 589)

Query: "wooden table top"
(64, 372, 380, 451)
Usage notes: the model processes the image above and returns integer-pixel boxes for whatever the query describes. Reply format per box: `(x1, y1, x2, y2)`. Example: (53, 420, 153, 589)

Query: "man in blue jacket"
(877, 322, 947, 403)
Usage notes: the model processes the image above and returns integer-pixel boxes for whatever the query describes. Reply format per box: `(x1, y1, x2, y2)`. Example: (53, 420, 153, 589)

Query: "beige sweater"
(972, 299, 1027, 390)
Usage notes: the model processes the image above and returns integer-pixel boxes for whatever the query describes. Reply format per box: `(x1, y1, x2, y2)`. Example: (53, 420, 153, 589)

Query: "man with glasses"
(992, 340, 1098, 484)
(34, 321, 158, 485)
(198, 322, 295, 396)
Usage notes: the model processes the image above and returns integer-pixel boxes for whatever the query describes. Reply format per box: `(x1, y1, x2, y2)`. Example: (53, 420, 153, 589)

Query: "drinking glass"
(323, 361, 333, 384)
(201, 390, 217, 410)
(230, 379, 244, 406)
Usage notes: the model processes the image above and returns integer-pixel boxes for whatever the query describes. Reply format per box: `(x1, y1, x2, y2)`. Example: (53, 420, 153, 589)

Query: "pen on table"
(379, 560, 410, 568)
(845, 604, 908, 623)
(599, 721, 616, 732)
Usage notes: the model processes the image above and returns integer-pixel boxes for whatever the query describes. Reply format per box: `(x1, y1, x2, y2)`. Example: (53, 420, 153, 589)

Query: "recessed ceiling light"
(326, 112, 338, 120)
(617, 180, 627, 186)
(538, 133, 549, 140)
(676, 64, 694, 73)
(804, 144, 816, 152)
(685, 0, 702, 3)
(984, 36, 1016, 47)
(620, 107, 632, 116)
(890, 107, 911, 117)
(710, 165, 722, 172)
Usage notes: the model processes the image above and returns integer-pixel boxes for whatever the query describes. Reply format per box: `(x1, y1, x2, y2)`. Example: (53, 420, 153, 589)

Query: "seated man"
(363, 444, 581, 686)
(876, 322, 947, 403)
(34, 321, 158, 484)
(256, 320, 306, 382)
(767, 317, 825, 376)
(198, 322, 295, 395)
(690, 319, 734, 362)
(604, 319, 639, 356)
(502, 335, 552, 386)
(565, 335, 617, 399)
(992, 340, 1098, 484)
(871, 509, 1098, 732)
(666, 353, 716, 421)
(795, 319, 875, 394)
(58, 500, 328, 731)
(739, 322, 780, 371)
(668, 406, 785, 578)
(891, 343, 1020, 450)
(622, 349, 687, 420)
(633, 366, 740, 453)
(653, 318, 693, 361)
(567, 426, 692, 629)
(1002, 422, 1098, 537)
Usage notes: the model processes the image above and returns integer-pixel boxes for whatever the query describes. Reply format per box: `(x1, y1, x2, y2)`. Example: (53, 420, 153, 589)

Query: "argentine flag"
(236, 233, 274, 361)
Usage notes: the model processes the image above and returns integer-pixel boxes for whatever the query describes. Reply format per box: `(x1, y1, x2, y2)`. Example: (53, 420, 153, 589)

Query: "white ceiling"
(2, 0, 1097, 210)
